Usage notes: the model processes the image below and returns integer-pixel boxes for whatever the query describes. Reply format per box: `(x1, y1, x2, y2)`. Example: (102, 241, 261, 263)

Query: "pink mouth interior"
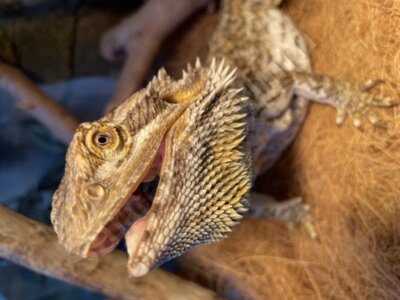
(88, 189, 153, 257)
(88, 141, 164, 258)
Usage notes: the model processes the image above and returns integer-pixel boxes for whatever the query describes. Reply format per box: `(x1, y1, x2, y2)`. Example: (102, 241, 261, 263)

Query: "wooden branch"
(101, 0, 211, 112)
(0, 62, 79, 144)
(0, 205, 218, 300)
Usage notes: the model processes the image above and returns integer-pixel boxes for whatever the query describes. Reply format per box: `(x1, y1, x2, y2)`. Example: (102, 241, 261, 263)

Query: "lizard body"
(211, 0, 393, 174)
(51, 0, 396, 277)
(210, 0, 311, 174)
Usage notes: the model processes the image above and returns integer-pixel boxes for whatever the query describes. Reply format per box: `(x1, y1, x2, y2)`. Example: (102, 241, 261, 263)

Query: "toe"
(366, 110, 380, 125)
(372, 96, 399, 107)
(362, 79, 384, 91)
(304, 216, 318, 240)
(335, 109, 346, 125)
(352, 113, 362, 128)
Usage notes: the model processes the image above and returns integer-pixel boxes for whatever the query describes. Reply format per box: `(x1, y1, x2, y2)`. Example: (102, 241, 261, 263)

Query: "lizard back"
(208, 0, 312, 174)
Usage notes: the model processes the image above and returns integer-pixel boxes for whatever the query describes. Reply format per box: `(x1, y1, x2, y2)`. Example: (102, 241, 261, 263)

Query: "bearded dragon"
(51, 0, 397, 277)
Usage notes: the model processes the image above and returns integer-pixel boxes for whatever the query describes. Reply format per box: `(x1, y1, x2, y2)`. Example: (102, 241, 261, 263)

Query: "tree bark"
(101, 0, 211, 112)
(0, 205, 218, 300)
(0, 62, 79, 144)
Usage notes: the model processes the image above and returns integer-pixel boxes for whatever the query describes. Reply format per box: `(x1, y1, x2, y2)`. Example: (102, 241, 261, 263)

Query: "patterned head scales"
(51, 59, 253, 277)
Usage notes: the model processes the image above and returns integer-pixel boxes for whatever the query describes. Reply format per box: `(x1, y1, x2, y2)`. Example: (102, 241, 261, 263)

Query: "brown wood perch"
(0, 62, 79, 144)
(0, 61, 218, 299)
(0, 205, 218, 300)
(0, 2, 219, 296)
(101, 0, 211, 112)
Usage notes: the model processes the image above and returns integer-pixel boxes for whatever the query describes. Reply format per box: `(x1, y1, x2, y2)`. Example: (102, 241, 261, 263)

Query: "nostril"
(86, 183, 106, 199)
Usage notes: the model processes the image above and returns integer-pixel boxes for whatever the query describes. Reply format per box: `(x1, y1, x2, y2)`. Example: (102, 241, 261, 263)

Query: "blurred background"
(1, 1, 152, 299)
(2, 0, 400, 299)
(0, 0, 216, 298)
(0, 1, 126, 299)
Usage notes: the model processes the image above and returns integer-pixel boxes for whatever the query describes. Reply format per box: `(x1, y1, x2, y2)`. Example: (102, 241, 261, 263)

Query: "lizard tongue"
(126, 215, 149, 277)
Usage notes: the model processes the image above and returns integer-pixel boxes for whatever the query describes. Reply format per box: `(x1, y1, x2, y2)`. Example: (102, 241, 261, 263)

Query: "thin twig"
(0, 62, 79, 144)
(101, 0, 211, 112)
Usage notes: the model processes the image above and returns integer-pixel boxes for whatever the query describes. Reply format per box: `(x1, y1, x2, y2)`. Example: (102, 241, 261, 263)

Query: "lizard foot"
(334, 79, 398, 128)
(274, 197, 317, 240)
(248, 193, 318, 239)
(290, 72, 398, 129)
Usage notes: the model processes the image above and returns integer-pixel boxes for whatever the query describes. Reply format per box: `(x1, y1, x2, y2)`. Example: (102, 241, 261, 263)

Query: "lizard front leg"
(247, 192, 317, 239)
(281, 72, 398, 128)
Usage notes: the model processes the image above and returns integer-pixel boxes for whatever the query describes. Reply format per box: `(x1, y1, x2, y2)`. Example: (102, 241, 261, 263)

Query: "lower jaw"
(87, 140, 164, 264)
(88, 178, 157, 258)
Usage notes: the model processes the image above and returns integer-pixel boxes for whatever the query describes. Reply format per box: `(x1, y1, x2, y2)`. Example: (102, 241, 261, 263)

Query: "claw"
(303, 215, 318, 240)
(372, 96, 399, 107)
(362, 79, 385, 92)
(366, 110, 379, 125)
(352, 113, 362, 128)
(283, 197, 318, 240)
(195, 57, 202, 69)
(286, 207, 317, 240)
(335, 109, 346, 125)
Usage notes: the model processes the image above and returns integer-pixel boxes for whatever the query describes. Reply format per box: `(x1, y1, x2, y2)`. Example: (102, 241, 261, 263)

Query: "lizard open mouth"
(87, 142, 164, 258)
(88, 179, 158, 257)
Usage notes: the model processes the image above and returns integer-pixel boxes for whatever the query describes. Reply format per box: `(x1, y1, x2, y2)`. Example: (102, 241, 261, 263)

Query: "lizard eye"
(94, 132, 113, 148)
(84, 123, 126, 156)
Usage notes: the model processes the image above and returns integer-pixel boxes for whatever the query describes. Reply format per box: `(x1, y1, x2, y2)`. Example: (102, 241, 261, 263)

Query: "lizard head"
(51, 59, 252, 277)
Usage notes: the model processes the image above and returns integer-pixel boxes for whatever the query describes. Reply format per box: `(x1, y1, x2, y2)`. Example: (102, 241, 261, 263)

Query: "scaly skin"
(51, 0, 397, 277)
(52, 60, 253, 277)
(210, 0, 396, 174)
